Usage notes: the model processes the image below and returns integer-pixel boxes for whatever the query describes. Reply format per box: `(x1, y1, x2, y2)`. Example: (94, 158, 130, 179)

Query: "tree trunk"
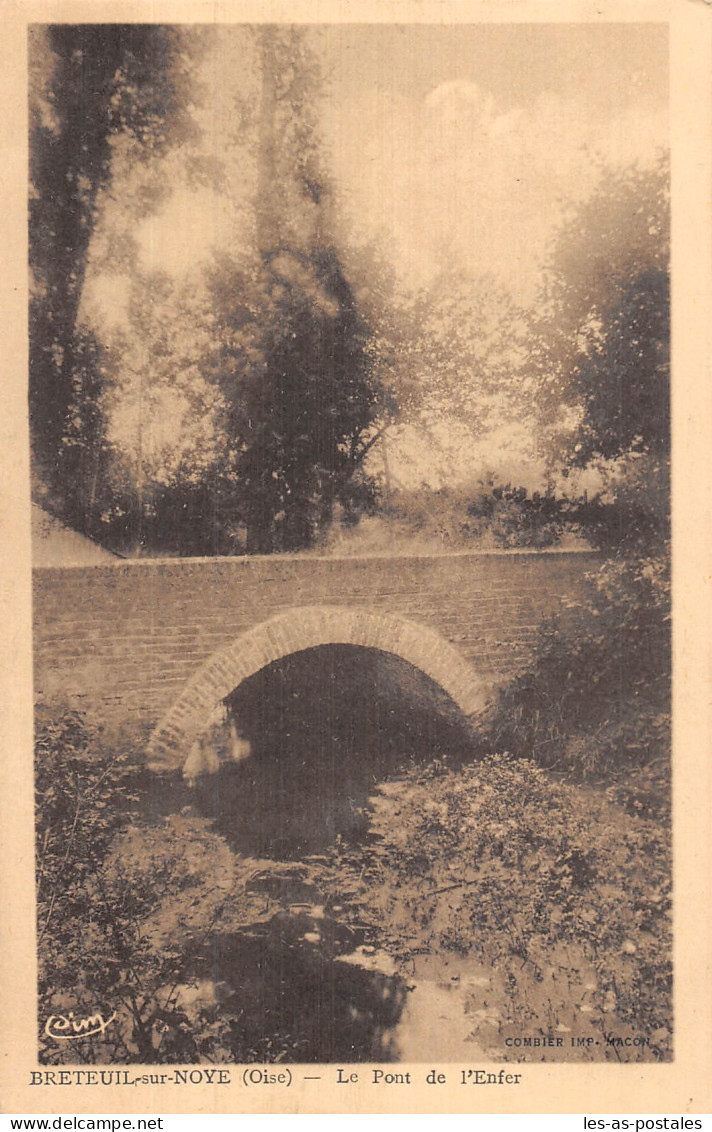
(246, 521, 273, 555)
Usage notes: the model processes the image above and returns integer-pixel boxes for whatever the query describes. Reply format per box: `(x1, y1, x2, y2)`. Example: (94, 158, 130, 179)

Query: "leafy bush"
(35, 710, 236, 1064)
(475, 554, 670, 792)
(363, 475, 664, 553)
(35, 709, 138, 956)
(365, 479, 574, 551)
(464, 479, 567, 548)
(357, 756, 672, 1060)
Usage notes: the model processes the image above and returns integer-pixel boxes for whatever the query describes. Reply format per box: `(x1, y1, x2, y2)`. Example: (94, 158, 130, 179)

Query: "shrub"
(464, 479, 567, 548)
(35, 710, 235, 1064)
(35, 709, 138, 953)
(360, 756, 672, 1059)
(476, 555, 670, 790)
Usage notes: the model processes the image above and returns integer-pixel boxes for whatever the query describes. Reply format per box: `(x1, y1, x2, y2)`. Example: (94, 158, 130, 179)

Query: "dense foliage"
(29, 26, 200, 529)
(476, 558, 670, 799)
(35, 711, 235, 1063)
(351, 756, 672, 1060)
(35, 711, 671, 1064)
(30, 28, 385, 556)
(194, 245, 384, 555)
(376, 479, 580, 551)
(472, 158, 670, 793)
(537, 158, 670, 470)
(30, 19, 669, 563)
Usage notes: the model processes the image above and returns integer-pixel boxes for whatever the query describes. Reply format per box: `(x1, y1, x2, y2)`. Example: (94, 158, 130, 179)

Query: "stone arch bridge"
(33, 549, 598, 774)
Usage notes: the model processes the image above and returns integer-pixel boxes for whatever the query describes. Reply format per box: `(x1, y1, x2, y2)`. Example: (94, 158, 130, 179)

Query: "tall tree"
(29, 24, 198, 527)
(83, 28, 385, 556)
(202, 28, 385, 554)
(532, 155, 670, 554)
(534, 156, 670, 474)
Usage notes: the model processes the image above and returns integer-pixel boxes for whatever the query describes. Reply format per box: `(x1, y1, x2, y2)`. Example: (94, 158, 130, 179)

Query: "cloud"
(329, 76, 667, 303)
(424, 80, 497, 124)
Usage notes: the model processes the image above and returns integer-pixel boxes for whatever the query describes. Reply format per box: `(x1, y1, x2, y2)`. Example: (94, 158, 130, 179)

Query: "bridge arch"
(147, 604, 487, 774)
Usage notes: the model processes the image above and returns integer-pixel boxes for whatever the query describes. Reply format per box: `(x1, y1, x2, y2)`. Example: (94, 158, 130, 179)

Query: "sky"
(80, 22, 669, 490)
(86, 22, 668, 314)
(320, 23, 668, 301)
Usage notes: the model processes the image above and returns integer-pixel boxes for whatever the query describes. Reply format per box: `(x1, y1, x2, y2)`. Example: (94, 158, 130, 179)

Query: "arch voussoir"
(147, 604, 486, 774)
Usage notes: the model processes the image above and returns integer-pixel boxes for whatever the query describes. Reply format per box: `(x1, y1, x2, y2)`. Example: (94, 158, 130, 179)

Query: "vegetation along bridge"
(33, 549, 598, 775)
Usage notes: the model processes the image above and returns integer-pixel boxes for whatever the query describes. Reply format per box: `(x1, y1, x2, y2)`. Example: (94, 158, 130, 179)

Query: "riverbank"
(36, 709, 672, 1065)
(142, 754, 671, 1063)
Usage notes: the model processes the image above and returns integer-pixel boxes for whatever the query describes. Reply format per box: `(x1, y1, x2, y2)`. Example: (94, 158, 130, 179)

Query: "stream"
(137, 645, 498, 1062)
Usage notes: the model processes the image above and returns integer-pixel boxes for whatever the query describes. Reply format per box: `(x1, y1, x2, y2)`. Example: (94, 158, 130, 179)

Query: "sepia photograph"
(24, 13, 677, 1078)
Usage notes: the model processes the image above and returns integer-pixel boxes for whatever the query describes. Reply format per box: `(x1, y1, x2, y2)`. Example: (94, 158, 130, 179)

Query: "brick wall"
(33, 549, 599, 763)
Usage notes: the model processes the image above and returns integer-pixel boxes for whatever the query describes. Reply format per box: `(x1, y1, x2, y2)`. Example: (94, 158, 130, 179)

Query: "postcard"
(1, 0, 711, 1116)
